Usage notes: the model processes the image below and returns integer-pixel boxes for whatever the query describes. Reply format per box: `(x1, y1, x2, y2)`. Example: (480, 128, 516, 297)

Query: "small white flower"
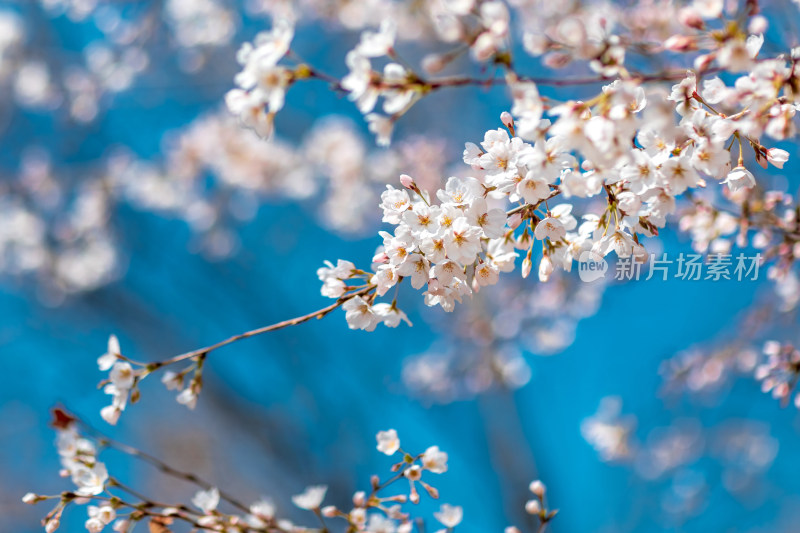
(466, 198, 506, 239)
(372, 265, 399, 296)
(225, 89, 274, 138)
(593, 230, 636, 258)
(396, 254, 430, 289)
(98, 335, 120, 371)
(422, 446, 448, 473)
(366, 114, 394, 146)
(767, 148, 789, 169)
(534, 217, 566, 242)
(343, 296, 379, 331)
(436, 176, 483, 207)
(85, 517, 105, 533)
(434, 504, 463, 528)
(249, 498, 276, 521)
(192, 487, 220, 514)
(474, 261, 500, 287)
(380, 186, 412, 225)
(376, 429, 400, 455)
(373, 303, 412, 328)
(72, 463, 108, 496)
(444, 218, 483, 265)
(356, 20, 396, 58)
(292, 485, 327, 510)
(176, 388, 198, 409)
(88, 505, 116, 526)
(109, 362, 134, 390)
(100, 405, 121, 425)
(161, 371, 183, 391)
(724, 166, 756, 192)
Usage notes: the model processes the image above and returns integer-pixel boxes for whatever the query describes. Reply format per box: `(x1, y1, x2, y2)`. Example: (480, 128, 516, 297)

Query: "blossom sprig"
(224, 0, 800, 148)
(319, 66, 797, 330)
(26, 417, 469, 533)
(225, 19, 299, 139)
(505, 480, 557, 533)
(311, 429, 458, 532)
(756, 340, 800, 408)
(93, 285, 376, 424)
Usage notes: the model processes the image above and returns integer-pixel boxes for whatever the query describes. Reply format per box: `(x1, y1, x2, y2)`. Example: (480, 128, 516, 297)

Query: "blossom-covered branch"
(25, 409, 556, 533)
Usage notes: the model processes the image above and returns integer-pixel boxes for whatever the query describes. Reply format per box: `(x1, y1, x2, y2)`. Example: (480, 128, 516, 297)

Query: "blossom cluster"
(755, 341, 800, 408)
(505, 480, 557, 533)
(321, 52, 797, 330)
(26, 417, 485, 533)
(24, 412, 112, 533)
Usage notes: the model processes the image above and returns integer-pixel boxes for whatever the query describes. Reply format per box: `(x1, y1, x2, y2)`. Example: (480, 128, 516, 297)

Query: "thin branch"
(151, 286, 375, 369)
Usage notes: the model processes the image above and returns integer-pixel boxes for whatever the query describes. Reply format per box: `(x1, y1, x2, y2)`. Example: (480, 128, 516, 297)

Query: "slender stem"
(71, 413, 252, 514)
(152, 286, 375, 368)
(506, 189, 562, 216)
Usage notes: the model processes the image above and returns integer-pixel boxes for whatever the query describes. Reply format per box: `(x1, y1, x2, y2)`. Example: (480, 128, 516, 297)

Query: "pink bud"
(422, 54, 446, 74)
(749, 15, 768, 34)
(664, 35, 696, 52)
(508, 212, 523, 230)
(525, 499, 542, 515)
(543, 51, 571, 69)
(372, 252, 389, 264)
(400, 174, 415, 189)
(501, 111, 514, 129)
(693, 53, 713, 73)
(678, 7, 704, 30)
(529, 480, 546, 497)
(322, 506, 337, 517)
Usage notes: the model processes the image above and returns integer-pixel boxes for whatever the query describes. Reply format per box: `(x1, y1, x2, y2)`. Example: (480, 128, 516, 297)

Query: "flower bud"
(749, 15, 768, 34)
(521, 256, 532, 279)
(525, 499, 542, 515)
(664, 35, 696, 52)
(321, 505, 337, 517)
(500, 112, 514, 129)
(693, 53, 713, 73)
(22, 492, 39, 504)
(46, 519, 60, 533)
(422, 54, 446, 74)
(529, 480, 546, 498)
(400, 174, 415, 189)
(678, 7, 704, 29)
(507, 212, 523, 230)
(420, 481, 439, 499)
(538, 255, 554, 282)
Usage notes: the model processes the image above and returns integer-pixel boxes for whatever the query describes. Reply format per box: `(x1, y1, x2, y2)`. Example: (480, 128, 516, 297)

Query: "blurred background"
(2, 1, 800, 532)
